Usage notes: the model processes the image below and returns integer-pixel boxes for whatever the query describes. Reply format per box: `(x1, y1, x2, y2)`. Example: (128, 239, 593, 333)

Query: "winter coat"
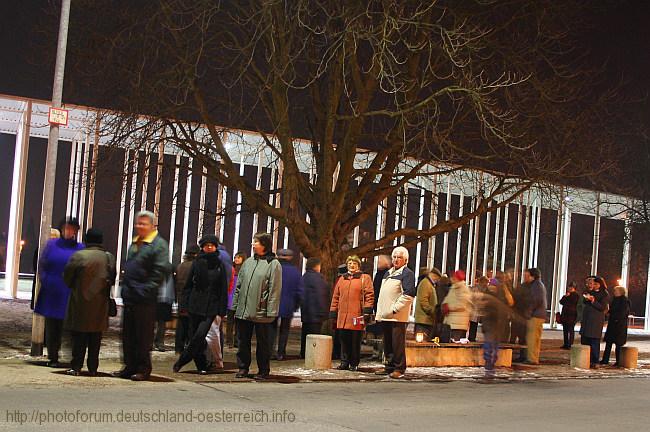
(580, 288, 610, 339)
(300, 269, 329, 323)
(376, 266, 416, 323)
(479, 291, 511, 343)
(442, 280, 472, 331)
(218, 246, 233, 292)
(527, 279, 548, 320)
(372, 268, 388, 312)
(604, 296, 630, 345)
(62, 245, 116, 332)
(560, 291, 579, 325)
(181, 252, 228, 317)
(469, 285, 488, 322)
(228, 267, 239, 311)
(120, 231, 171, 306)
(278, 260, 302, 318)
(174, 255, 195, 303)
(231, 253, 282, 323)
(414, 274, 438, 326)
(34, 238, 84, 319)
(512, 284, 531, 320)
(330, 272, 374, 331)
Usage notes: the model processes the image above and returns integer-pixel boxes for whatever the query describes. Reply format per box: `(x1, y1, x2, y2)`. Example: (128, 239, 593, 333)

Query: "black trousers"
(562, 321, 576, 347)
(121, 303, 156, 376)
(339, 329, 363, 367)
(602, 341, 622, 364)
(225, 310, 237, 348)
(174, 315, 190, 353)
(300, 322, 323, 358)
(70, 331, 102, 372)
(236, 319, 271, 374)
(468, 321, 479, 342)
(45, 317, 64, 362)
(581, 336, 601, 365)
(382, 321, 407, 373)
(270, 317, 292, 356)
(177, 313, 215, 371)
(154, 320, 166, 347)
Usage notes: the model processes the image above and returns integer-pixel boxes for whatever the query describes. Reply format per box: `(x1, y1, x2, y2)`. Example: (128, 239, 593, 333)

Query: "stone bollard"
(619, 347, 638, 369)
(570, 345, 590, 369)
(304, 334, 333, 370)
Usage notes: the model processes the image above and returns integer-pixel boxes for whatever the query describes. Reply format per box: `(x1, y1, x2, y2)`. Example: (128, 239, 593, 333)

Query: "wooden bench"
(406, 341, 525, 367)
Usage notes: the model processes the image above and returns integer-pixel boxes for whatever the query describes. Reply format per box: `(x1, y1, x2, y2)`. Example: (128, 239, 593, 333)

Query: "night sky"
(1, 1, 649, 115)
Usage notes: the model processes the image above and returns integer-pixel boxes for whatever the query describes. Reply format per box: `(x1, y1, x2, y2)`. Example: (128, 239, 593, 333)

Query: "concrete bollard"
(304, 334, 333, 370)
(619, 346, 638, 369)
(570, 345, 590, 369)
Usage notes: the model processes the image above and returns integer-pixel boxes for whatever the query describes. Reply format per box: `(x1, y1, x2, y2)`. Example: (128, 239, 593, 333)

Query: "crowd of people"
(31, 212, 632, 381)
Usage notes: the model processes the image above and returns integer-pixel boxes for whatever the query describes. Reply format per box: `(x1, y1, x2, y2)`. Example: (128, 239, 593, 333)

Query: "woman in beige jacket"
(442, 270, 472, 341)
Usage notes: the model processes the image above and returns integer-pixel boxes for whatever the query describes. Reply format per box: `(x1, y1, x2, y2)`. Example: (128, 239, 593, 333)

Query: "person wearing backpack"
(414, 268, 442, 340)
(173, 235, 228, 374)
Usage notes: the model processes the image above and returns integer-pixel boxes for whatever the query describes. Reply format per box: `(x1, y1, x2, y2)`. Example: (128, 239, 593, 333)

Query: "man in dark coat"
(271, 249, 302, 360)
(559, 282, 579, 349)
(524, 268, 547, 365)
(114, 211, 170, 381)
(601, 286, 630, 366)
(173, 235, 228, 374)
(63, 228, 116, 376)
(299, 257, 330, 358)
(174, 244, 200, 354)
(580, 275, 610, 368)
(367, 255, 391, 338)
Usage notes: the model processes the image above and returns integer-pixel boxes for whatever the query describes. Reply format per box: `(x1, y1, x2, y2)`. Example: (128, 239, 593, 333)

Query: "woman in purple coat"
(34, 217, 84, 367)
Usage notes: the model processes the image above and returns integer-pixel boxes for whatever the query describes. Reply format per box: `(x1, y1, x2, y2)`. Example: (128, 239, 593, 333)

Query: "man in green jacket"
(113, 211, 170, 381)
(414, 268, 441, 340)
(231, 232, 282, 379)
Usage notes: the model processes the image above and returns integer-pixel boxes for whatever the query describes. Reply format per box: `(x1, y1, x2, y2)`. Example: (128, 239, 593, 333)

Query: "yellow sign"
(48, 107, 69, 126)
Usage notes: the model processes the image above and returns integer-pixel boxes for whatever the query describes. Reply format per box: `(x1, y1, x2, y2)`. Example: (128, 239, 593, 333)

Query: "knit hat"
(84, 228, 103, 245)
(199, 234, 219, 248)
(59, 216, 80, 230)
(430, 267, 443, 278)
(452, 270, 466, 281)
(277, 249, 294, 260)
(185, 244, 200, 256)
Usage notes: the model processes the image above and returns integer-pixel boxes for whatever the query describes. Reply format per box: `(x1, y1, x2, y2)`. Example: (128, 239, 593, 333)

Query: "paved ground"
(1, 298, 649, 430)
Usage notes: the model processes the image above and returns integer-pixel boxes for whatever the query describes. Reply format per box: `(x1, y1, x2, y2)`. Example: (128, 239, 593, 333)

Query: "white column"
(5, 101, 32, 298)
(77, 132, 90, 236)
(65, 139, 78, 217)
(153, 141, 164, 219)
(527, 203, 536, 268)
(440, 178, 452, 271)
(533, 200, 541, 267)
(470, 201, 481, 284)
(591, 194, 601, 275)
(513, 200, 523, 284)
(85, 117, 100, 228)
(271, 163, 284, 252)
(620, 212, 632, 288)
(250, 152, 263, 240)
(414, 186, 425, 280)
(140, 152, 150, 211)
(233, 157, 246, 252)
(500, 204, 509, 272)
(492, 206, 501, 275)
(644, 255, 650, 331)
(168, 154, 181, 261)
(550, 196, 564, 328)
(125, 152, 140, 252)
(465, 198, 475, 284)
(181, 158, 194, 251)
(520, 204, 531, 280)
(197, 166, 208, 237)
(454, 191, 464, 271)
(114, 151, 131, 293)
(482, 206, 491, 276)
(427, 179, 438, 270)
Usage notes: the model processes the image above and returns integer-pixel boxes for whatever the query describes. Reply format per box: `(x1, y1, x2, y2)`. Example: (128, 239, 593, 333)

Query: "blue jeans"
(483, 340, 499, 370)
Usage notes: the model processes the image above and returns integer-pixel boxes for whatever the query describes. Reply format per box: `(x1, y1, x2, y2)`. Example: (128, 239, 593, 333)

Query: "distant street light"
(31, 0, 72, 356)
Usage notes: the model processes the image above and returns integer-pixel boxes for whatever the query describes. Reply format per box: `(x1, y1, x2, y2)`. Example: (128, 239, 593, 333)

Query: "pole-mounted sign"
(48, 107, 69, 126)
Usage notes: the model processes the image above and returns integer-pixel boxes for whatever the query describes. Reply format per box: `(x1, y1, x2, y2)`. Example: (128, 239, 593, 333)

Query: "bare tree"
(65, 0, 620, 275)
